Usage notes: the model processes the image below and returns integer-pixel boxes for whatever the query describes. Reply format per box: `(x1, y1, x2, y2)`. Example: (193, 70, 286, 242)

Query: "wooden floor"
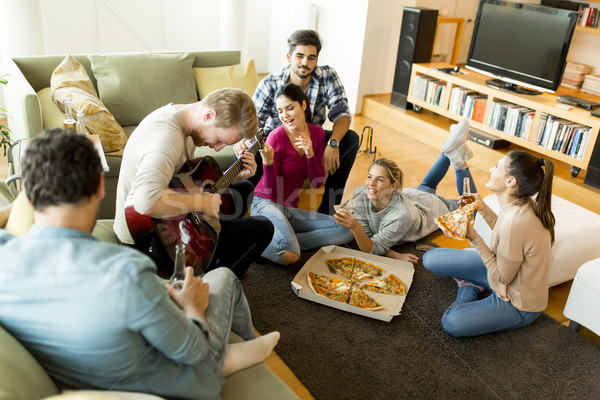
(2, 101, 599, 399)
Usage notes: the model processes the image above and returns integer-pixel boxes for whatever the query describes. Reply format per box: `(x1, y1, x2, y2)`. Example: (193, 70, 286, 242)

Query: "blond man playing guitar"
(114, 88, 274, 278)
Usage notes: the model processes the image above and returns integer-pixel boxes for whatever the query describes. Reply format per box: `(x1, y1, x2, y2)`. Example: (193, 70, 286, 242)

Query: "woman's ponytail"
(505, 152, 555, 243)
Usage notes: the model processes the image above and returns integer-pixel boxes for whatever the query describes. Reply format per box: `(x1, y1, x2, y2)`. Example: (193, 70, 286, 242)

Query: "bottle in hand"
(169, 244, 186, 291)
(459, 177, 475, 224)
(459, 177, 474, 208)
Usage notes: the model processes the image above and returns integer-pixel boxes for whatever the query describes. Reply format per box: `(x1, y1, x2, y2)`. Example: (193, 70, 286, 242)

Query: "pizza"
(325, 257, 356, 279)
(348, 287, 384, 311)
(307, 271, 383, 310)
(326, 257, 384, 282)
(434, 200, 480, 240)
(307, 271, 345, 294)
(360, 274, 406, 296)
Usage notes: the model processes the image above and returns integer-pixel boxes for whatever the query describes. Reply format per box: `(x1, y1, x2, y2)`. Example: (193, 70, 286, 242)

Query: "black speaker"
(584, 138, 600, 189)
(391, 7, 438, 109)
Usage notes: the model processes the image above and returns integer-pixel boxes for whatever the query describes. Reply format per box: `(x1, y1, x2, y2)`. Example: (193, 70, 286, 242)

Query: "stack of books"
(487, 101, 534, 139)
(578, 6, 600, 28)
(581, 74, 600, 96)
(412, 75, 446, 107)
(533, 113, 591, 160)
(561, 62, 594, 90)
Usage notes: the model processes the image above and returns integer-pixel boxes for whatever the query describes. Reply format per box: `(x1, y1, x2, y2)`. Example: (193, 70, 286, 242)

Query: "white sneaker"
(441, 118, 470, 153)
(445, 146, 473, 171)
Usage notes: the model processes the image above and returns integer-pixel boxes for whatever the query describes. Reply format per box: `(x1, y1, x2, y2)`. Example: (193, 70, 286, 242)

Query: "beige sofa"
(0, 180, 298, 400)
(2, 50, 251, 220)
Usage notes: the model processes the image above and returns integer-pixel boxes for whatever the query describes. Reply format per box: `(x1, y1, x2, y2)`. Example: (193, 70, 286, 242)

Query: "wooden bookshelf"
(407, 63, 600, 174)
(575, 25, 600, 35)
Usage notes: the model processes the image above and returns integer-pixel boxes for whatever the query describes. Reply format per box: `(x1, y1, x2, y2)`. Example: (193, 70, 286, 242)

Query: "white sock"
(222, 331, 280, 377)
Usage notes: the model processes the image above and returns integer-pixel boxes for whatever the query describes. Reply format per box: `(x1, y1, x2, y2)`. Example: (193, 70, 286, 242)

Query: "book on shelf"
(579, 6, 600, 28)
(472, 97, 486, 123)
(413, 76, 446, 106)
(520, 111, 534, 140)
(581, 74, 600, 95)
(449, 86, 467, 114)
(560, 61, 594, 90)
(535, 117, 591, 160)
(534, 113, 549, 145)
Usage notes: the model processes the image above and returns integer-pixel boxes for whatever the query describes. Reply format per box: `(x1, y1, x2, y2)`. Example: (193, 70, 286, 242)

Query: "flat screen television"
(465, 0, 578, 95)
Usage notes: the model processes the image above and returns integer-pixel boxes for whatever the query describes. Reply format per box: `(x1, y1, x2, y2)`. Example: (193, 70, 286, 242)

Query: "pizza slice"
(360, 273, 406, 295)
(434, 200, 480, 240)
(307, 271, 352, 303)
(325, 257, 356, 280)
(352, 259, 384, 281)
(348, 287, 384, 311)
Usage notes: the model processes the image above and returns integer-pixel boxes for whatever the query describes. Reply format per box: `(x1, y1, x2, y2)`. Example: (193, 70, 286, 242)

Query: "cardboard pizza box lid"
(291, 245, 415, 322)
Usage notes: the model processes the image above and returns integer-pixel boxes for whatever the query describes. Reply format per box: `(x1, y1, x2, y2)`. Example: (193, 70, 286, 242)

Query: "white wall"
(1, 0, 600, 114)
(357, 0, 410, 113)
(313, 0, 369, 114)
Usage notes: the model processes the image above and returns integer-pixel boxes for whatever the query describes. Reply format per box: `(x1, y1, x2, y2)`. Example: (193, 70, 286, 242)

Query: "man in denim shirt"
(236, 29, 360, 215)
(0, 129, 279, 399)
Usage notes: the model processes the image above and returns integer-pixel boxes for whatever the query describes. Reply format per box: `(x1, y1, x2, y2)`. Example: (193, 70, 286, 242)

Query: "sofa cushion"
(38, 87, 65, 129)
(193, 59, 259, 99)
(0, 324, 60, 399)
(4, 191, 33, 236)
(50, 55, 127, 153)
(89, 53, 197, 126)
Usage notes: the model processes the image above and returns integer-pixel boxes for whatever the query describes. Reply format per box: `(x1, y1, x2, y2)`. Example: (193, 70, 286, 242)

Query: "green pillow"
(88, 53, 198, 126)
(193, 59, 259, 99)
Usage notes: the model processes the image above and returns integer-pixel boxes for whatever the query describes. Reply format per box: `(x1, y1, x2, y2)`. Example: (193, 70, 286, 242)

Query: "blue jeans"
(185, 267, 256, 371)
(415, 154, 476, 207)
(251, 196, 352, 264)
(422, 248, 541, 337)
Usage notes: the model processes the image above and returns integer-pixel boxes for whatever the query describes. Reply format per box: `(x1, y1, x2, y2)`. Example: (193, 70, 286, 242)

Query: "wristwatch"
(327, 139, 339, 148)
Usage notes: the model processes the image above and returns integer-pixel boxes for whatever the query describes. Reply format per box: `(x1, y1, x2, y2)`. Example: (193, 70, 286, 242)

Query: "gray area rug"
(241, 240, 600, 399)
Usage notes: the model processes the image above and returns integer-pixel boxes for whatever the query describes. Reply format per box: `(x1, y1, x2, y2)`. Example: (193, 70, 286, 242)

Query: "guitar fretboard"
(211, 137, 262, 194)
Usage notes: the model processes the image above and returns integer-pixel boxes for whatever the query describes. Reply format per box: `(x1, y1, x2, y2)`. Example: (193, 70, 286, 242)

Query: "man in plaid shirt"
(235, 29, 360, 215)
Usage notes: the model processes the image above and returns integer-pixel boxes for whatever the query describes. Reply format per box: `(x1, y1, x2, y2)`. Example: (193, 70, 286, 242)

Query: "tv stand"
(407, 63, 600, 174)
(485, 79, 542, 96)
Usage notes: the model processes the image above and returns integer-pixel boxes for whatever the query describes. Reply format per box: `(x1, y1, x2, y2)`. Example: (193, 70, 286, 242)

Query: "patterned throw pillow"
(50, 55, 127, 153)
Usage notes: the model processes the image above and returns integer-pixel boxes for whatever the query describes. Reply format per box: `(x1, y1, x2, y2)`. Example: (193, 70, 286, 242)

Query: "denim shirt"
(0, 225, 222, 400)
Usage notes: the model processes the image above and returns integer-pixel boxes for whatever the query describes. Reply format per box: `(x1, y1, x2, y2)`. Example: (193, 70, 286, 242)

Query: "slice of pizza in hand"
(348, 287, 384, 311)
(360, 273, 406, 296)
(434, 200, 481, 240)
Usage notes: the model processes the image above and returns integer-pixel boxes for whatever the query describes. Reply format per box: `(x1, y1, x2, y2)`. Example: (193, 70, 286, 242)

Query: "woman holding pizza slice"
(250, 83, 352, 265)
(422, 151, 555, 337)
(334, 119, 477, 263)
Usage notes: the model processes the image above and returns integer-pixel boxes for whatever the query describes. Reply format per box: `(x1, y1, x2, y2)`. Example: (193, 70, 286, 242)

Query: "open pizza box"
(291, 245, 415, 322)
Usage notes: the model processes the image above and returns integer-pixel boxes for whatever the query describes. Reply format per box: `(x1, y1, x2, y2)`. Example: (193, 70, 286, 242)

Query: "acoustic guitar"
(125, 132, 264, 275)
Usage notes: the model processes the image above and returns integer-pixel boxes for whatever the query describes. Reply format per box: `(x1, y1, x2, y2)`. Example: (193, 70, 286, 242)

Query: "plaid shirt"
(253, 64, 352, 134)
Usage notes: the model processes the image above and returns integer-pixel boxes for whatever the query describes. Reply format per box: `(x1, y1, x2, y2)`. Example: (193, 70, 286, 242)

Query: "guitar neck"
(212, 139, 261, 194)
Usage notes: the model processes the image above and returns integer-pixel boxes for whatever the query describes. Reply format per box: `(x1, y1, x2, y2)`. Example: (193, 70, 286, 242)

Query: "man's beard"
(293, 65, 312, 79)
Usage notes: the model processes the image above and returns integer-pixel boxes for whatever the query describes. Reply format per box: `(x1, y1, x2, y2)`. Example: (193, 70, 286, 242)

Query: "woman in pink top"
(251, 83, 352, 264)
(423, 151, 555, 337)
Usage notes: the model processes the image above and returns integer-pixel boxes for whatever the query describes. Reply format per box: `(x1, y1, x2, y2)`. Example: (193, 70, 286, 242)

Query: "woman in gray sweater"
(334, 119, 475, 261)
